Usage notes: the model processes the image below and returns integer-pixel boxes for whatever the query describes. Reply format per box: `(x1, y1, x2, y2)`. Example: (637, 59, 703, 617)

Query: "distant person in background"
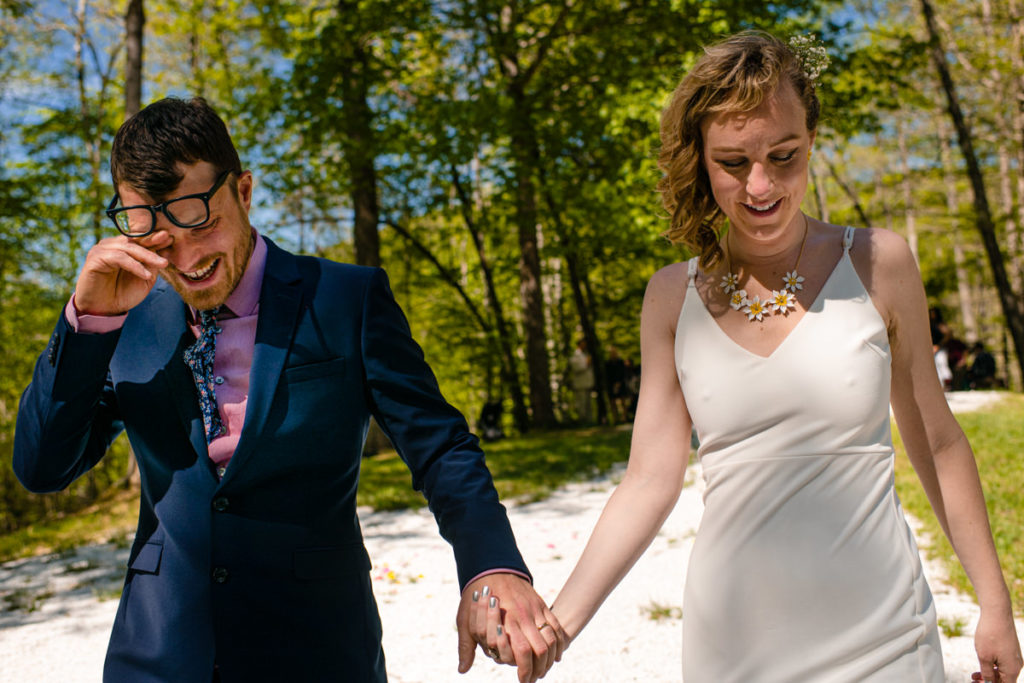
(948, 335, 970, 390)
(478, 399, 506, 442)
(568, 339, 595, 424)
(968, 341, 998, 389)
(604, 346, 629, 423)
(934, 342, 953, 390)
(623, 357, 640, 420)
(929, 307, 952, 349)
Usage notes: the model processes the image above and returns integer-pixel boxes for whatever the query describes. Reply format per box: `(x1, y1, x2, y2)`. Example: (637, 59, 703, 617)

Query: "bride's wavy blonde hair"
(657, 31, 820, 269)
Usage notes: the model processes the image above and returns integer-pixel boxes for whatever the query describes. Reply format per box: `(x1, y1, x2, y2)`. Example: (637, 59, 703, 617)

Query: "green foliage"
(0, 428, 134, 538)
(893, 394, 1024, 617)
(357, 424, 633, 510)
(0, 476, 138, 563)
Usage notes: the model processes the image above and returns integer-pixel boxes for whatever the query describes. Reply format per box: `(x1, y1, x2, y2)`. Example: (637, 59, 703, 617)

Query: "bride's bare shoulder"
(646, 260, 692, 296)
(643, 260, 693, 327)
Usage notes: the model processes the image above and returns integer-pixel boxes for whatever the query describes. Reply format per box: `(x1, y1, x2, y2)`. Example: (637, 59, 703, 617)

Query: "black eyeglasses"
(105, 169, 234, 237)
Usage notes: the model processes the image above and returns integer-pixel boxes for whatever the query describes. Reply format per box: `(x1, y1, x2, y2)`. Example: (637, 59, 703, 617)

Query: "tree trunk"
(997, 138, 1021, 294)
(1008, 0, 1024, 298)
(188, 1, 204, 97)
(872, 139, 896, 235)
(824, 153, 871, 227)
(479, 1, 568, 429)
(508, 85, 555, 428)
(125, 0, 144, 118)
(539, 178, 608, 424)
(985, 0, 1023, 295)
(920, 0, 1024, 387)
(337, 2, 380, 268)
(938, 118, 979, 341)
(808, 159, 829, 222)
(896, 115, 919, 265)
(452, 164, 530, 432)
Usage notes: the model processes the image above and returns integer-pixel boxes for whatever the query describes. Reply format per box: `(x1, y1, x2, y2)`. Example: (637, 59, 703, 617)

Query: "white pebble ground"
(1, 391, 1020, 682)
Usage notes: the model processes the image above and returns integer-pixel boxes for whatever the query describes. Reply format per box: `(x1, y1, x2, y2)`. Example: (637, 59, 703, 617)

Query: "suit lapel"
(144, 283, 210, 460)
(226, 240, 303, 477)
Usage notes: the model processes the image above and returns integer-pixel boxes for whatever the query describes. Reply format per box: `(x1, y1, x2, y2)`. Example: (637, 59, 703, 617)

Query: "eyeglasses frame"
(105, 169, 235, 237)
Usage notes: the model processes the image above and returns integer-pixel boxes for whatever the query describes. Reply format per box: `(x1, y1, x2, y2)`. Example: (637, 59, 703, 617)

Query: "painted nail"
(489, 596, 497, 608)
(482, 585, 491, 597)
(496, 624, 504, 637)
(472, 590, 480, 602)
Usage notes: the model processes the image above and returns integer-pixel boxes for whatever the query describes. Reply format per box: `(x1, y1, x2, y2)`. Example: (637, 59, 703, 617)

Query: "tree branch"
(382, 217, 492, 335)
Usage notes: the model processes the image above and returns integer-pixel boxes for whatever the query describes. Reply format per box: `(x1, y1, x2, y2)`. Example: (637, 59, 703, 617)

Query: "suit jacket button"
(212, 567, 230, 583)
(47, 334, 60, 365)
(212, 497, 229, 512)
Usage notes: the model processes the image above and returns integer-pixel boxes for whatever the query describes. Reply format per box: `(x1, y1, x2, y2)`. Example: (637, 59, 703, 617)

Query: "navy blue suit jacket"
(14, 238, 529, 682)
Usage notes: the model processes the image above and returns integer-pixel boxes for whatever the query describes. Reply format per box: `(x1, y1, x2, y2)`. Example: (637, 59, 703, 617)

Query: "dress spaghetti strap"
(843, 225, 856, 252)
(687, 257, 698, 287)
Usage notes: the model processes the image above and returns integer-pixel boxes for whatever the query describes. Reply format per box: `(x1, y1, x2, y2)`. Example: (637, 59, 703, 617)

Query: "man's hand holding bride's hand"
(456, 573, 568, 682)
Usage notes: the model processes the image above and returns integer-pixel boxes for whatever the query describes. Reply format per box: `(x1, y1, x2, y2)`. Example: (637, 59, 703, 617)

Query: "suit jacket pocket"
(128, 541, 163, 575)
(284, 357, 346, 384)
(293, 544, 371, 581)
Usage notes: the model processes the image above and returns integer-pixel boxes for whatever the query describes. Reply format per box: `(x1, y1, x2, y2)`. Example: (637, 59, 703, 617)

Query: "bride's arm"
(864, 228, 1021, 682)
(552, 266, 693, 641)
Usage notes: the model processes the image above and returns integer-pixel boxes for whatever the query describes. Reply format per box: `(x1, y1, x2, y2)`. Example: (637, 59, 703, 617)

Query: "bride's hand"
(973, 608, 1022, 682)
(488, 596, 567, 682)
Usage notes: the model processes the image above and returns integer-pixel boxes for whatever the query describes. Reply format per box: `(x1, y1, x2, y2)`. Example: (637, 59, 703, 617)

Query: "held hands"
(456, 573, 568, 683)
(73, 233, 170, 316)
(972, 609, 1023, 683)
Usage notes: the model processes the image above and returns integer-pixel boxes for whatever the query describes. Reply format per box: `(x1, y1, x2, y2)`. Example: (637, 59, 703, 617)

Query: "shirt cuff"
(65, 296, 127, 334)
(460, 568, 532, 596)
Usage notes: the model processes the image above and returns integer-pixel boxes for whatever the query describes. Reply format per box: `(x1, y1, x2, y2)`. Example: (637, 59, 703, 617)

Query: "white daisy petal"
(720, 272, 739, 293)
(742, 295, 768, 321)
(769, 289, 797, 314)
(782, 270, 805, 293)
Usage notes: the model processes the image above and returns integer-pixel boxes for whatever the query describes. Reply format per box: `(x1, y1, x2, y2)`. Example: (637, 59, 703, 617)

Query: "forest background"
(1, 0, 1023, 536)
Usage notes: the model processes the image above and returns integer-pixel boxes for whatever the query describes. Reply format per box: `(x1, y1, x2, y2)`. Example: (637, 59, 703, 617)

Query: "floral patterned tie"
(183, 307, 224, 444)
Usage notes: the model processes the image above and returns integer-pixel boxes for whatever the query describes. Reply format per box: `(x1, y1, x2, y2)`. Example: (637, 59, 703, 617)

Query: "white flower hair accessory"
(788, 34, 830, 85)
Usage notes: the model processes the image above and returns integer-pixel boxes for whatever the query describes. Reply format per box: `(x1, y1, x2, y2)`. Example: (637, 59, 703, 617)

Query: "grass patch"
(92, 586, 124, 602)
(0, 487, 138, 564)
(893, 392, 1024, 617)
(640, 601, 682, 621)
(938, 615, 968, 638)
(357, 424, 634, 511)
(3, 588, 55, 613)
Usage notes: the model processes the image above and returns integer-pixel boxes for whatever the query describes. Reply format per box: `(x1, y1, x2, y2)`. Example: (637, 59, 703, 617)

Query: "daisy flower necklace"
(719, 218, 808, 323)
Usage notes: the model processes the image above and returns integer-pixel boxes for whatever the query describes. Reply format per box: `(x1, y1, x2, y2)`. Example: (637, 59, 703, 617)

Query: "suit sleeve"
(359, 268, 531, 590)
(13, 311, 125, 493)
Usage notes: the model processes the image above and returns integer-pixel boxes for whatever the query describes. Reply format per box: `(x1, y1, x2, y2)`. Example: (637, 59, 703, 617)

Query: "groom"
(13, 96, 564, 682)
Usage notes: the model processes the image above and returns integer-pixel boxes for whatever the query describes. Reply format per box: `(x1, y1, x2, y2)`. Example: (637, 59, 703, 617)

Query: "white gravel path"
(1, 391, 1020, 682)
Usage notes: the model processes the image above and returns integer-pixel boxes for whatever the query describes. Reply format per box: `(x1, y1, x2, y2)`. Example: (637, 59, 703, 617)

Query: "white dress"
(675, 227, 944, 682)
